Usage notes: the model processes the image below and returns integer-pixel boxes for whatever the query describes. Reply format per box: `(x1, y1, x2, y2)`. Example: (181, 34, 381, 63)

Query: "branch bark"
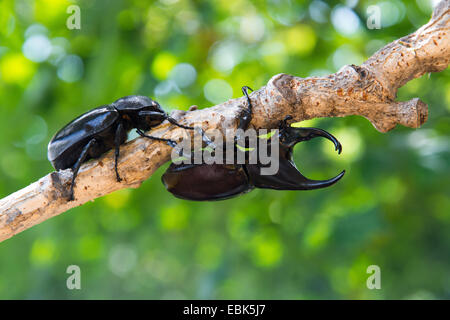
(0, 1, 449, 242)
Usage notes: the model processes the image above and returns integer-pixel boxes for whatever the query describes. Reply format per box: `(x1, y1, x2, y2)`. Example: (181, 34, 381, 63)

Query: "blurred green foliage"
(0, 0, 448, 299)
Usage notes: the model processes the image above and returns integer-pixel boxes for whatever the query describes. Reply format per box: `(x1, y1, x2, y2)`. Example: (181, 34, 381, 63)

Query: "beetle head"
(112, 95, 167, 131)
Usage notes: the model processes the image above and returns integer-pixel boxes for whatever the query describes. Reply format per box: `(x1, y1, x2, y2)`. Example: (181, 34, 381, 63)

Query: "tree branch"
(1, 1, 449, 242)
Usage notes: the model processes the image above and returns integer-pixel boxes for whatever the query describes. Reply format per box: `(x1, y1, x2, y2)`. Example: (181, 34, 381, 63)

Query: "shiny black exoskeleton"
(48, 95, 195, 200)
(162, 87, 345, 201)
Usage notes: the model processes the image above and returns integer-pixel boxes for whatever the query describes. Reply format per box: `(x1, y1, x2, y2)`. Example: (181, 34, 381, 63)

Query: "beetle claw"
(297, 169, 346, 190)
(283, 127, 342, 155)
(258, 125, 345, 190)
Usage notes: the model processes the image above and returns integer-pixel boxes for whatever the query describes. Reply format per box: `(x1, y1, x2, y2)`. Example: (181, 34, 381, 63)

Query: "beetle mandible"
(162, 87, 345, 201)
(48, 95, 198, 200)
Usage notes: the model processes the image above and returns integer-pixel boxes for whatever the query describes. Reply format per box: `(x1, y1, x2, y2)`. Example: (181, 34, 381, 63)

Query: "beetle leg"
(136, 128, 194, 159)
(278, 115, 293, 132)
(234, 86, 254, 147)
(166, 116, 217, 149)
(136, 128, 177, 148)
(69, 138, 97, 201)
(138, 110, 213, 148)
(114, 122, 125, 182)
(166, 116, 195, 130)
(237, 86, 254, 131)
(137, 110, 166, 119)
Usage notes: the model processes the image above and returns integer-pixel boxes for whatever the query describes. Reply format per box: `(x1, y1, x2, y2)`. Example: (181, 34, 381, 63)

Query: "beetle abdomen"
(162, 163, 253, 201)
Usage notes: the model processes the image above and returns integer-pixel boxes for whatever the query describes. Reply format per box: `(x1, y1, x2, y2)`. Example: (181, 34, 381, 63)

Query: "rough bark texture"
(0, 1, 449, 242)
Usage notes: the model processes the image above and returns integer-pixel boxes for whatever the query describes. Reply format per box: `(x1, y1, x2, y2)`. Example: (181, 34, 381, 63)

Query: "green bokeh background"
(0, 0, 448, 299)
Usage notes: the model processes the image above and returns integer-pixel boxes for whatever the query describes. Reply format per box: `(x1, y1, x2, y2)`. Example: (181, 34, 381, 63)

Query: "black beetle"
(48, 95, 196, 200)
(162, 87, 345, 201)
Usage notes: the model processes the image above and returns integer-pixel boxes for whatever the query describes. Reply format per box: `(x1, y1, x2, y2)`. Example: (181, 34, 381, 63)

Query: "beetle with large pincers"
(162, 87, 345, 201)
